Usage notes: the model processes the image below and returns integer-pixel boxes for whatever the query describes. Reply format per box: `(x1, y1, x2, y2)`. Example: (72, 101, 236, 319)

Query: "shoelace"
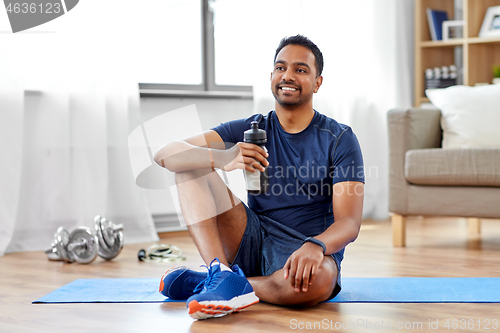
(193, 276, 207, 294)
(188, 275, 205, 294)
(193, 259, 222, 293)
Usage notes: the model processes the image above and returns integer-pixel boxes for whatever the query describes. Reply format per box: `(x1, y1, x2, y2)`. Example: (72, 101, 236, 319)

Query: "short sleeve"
(211, 114, 264, 149)
(331, 127, 365, 184)
(211, 119, 247, 149)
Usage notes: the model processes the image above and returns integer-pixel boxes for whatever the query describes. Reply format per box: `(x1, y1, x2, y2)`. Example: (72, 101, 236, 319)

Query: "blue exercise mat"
(33, 277, 500, 304)
(331, 278, 500, 303)
(33, 278, 170, 303)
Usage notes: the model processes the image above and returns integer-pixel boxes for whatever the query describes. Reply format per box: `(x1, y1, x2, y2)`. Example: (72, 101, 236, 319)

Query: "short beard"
(272, 87, 305, 107)
(276, 98, 299, 107)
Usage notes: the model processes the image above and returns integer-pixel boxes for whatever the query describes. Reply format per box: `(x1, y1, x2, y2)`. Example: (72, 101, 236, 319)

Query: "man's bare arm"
(154, 130, 268, 173)
(283, 181, 364, 291)
(315, 181, 364, 254)
(154, 130, 224, 172)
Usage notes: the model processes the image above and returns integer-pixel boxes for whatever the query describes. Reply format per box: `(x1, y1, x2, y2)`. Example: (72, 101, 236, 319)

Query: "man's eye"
(298, 68, 306, 73)
(276, 66, 284, 71)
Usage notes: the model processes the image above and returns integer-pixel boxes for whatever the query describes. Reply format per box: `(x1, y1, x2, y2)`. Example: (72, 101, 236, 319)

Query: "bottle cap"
(244, 121, 267, 144)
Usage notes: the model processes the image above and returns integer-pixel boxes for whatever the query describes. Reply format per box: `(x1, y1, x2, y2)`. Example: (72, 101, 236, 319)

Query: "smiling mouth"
(279, 86, 299, 92)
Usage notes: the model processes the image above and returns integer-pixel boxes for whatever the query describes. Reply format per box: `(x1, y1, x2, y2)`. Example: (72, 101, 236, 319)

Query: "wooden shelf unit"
(415, 0, 500, 106)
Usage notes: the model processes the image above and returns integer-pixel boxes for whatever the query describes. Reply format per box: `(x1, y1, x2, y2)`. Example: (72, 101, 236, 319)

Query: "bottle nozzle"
(244, 121, 267, 144)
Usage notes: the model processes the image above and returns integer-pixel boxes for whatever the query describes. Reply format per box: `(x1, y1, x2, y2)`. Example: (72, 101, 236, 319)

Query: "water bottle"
(244, 121, 269, 194)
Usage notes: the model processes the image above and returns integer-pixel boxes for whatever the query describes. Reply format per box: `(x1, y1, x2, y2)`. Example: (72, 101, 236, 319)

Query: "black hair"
(273, 35, 324, 77)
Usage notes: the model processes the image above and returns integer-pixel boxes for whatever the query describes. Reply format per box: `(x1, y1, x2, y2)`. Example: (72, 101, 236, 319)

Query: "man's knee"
(299, 259, 338, 306)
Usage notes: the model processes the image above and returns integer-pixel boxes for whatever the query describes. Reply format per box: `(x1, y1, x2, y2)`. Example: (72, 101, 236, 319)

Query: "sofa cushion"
(405, 148, 500, 186)
(425, 84, 500, 149)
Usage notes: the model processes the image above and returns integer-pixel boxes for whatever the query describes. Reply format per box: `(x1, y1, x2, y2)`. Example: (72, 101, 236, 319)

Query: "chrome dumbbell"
(45, 226, 69, 261)
(45, 226, 99, 264)
(94, 215, 124, 260)
(66, 227, 100, 264)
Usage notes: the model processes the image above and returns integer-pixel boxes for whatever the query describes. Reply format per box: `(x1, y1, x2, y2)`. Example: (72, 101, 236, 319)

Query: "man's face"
(271, 44, 322, 108)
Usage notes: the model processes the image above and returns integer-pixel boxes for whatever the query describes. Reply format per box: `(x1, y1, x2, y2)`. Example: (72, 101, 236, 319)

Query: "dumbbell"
(94, 215, 124, 260)
(45, 227, 68, 261)
(45, 226, 99, 264)
(45, 216, 124, 263)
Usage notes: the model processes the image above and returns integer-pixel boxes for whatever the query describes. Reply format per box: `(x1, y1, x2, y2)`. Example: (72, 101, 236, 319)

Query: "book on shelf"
(427, 8, 448, 41)
(425, 78, 456, 90)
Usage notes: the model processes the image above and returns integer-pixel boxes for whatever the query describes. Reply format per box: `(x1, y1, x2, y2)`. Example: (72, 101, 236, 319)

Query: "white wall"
(139, 96, 254, 216)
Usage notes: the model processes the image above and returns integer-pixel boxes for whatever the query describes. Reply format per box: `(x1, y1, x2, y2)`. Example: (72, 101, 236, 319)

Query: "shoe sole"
(188, 292, 259, 320)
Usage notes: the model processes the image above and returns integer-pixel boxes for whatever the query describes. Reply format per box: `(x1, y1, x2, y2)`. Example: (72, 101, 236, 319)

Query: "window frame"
(139, 0, 253, 99)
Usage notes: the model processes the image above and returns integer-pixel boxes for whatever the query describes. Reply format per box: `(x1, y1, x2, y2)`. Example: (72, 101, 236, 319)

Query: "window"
(139, 0, 253, 96)
(136, 0, 203, 86)
(0, 0, 206, 92)
(2, 0, 254, 95)
(212, 0, 280, 87)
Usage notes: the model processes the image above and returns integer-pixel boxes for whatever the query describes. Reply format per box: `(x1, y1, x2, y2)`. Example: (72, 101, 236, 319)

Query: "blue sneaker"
(159, 266, 207, 300)
(187, 258, 259, 320)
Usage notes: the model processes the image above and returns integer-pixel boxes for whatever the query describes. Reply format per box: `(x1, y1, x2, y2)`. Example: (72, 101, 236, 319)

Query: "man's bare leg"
(176, 168, 337, 307)
(175, 168, 247, 266)
(248, 256, 338, 306)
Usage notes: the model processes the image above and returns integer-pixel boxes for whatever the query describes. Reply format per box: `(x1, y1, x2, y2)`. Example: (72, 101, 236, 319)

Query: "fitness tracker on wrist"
(303, 237, 326, 254)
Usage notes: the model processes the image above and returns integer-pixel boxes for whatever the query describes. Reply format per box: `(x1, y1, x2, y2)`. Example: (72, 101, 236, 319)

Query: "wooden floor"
(1, 217, 500, 333)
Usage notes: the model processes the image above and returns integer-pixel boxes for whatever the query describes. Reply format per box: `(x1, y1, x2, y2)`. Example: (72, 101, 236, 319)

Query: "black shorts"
(230, 202, 342, 301)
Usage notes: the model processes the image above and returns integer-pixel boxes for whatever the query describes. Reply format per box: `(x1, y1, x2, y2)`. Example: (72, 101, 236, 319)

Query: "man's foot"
(159, 266, 207, 300)
(187, 258, 259, 320)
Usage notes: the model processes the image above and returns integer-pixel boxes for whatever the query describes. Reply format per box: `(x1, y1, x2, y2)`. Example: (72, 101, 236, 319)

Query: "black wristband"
(303, 237, 326, 254)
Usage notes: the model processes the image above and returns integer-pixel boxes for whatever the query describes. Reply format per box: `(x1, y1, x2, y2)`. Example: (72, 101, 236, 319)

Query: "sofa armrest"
(388, 108, 442, 151)
(387, 108, 442, 214)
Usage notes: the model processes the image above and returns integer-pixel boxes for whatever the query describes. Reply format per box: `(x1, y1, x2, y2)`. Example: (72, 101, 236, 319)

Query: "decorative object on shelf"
(427, 8, 448, 41)
(442, 20, 464, 41)
(479, 6, 500, 38)
(425, 65, 457, 89)
(415, 1, 500, 107)
(493, 66, 500, 85)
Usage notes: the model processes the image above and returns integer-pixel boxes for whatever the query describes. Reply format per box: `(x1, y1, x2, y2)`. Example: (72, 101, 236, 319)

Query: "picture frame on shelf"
(442, 20, 464, 41)
(479, 6, 500, 38)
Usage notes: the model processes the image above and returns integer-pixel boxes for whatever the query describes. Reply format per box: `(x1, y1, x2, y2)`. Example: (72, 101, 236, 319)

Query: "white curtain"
(223, 0, 415, 219)
(0, 1, 158, 255)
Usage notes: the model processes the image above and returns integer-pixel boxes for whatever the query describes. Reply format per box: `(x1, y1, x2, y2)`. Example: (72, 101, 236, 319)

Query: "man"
(154, 35, 364, 320)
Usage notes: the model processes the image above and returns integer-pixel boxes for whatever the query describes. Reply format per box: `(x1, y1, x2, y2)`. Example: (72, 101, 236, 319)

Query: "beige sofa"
(387, 108, 500, 246)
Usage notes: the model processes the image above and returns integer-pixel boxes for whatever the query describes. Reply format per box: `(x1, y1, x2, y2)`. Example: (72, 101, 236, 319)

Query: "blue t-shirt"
(212, 110, 364, 238)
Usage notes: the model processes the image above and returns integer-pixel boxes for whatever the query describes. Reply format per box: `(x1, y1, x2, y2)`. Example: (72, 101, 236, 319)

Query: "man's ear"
(313, 76, 323, 93)
(270, 72, 273, 81)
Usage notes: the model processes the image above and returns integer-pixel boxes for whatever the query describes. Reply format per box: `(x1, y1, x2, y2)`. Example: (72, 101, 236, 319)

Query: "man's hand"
(283, 242, 325, 292)
(217, 142, 268, 172)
